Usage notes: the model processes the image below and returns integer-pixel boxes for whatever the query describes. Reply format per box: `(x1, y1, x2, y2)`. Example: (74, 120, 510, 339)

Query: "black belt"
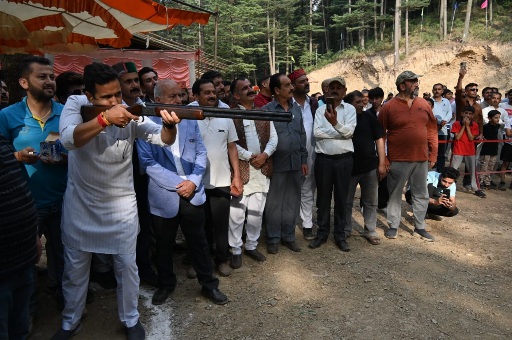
(316, 152, 353, 160)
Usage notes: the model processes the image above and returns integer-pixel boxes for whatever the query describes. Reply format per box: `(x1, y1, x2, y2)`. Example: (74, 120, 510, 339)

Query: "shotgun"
(80, 103, 292, 123)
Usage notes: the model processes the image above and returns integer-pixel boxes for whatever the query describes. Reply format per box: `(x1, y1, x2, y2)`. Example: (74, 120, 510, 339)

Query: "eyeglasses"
(468, 88, 478, 92)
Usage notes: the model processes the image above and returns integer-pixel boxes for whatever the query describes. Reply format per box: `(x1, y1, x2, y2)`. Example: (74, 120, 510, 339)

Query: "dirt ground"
(31, 171, 512, 340)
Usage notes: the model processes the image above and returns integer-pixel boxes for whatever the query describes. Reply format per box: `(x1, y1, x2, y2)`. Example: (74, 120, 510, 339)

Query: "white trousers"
(299, 172, 316, 229)
(228, 192, 267, 254)
(61, 246, 140, 330)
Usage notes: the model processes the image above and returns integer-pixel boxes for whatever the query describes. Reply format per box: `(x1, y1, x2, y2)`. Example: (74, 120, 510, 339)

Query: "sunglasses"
(468, 88, 478, 92)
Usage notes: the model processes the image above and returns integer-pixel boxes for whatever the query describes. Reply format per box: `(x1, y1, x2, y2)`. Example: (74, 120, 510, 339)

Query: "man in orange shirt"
(378, 71, 438, 242)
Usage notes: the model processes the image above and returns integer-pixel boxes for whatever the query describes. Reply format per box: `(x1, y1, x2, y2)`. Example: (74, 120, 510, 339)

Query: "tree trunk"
(266, 9, 274, 73)
(381, 0, 385, 41)
(322, 0, 330, 51)
(462, 0, 473, 43)
(374, 0, 378, 43)
(394, 0, 401, 68)
(490, 0, 493, 26)
(348, 0, 353, 47)
(309, 0, 313, 64)
(272, 12, 276, 73)
(405, 0, 409, 56)
(286, 26, 290, 73)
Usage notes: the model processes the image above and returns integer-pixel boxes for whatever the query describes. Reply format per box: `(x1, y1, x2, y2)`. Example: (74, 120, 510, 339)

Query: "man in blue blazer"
(136, 79, 228, 306)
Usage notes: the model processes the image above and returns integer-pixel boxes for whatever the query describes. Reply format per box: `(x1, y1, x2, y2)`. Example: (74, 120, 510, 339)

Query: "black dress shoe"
(244, 249, 266, 262)
(231, 254, 242, 269)
(335, 240, 351, 252)
(201, 287, 228, 305)
(281, 240, 301, 252)
(308, 237, 326, 249)
(152, 287, 175, 305)
(126, 320, 145, 340)
(51, 323, 82, 340)
(267, 243, 278, 254)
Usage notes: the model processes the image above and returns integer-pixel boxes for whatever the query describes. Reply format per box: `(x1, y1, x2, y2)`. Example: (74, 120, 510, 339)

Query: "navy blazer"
(136, 118, 207, 218)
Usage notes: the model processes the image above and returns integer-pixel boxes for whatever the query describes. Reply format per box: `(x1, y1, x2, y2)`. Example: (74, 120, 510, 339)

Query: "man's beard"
(28, 82, 54, 102)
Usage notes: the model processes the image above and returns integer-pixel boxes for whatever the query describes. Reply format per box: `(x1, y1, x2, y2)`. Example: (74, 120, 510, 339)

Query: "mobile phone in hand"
(442, 188, 451, 199)
(325, 97, 334, 112)
(460, 61, 467, 72)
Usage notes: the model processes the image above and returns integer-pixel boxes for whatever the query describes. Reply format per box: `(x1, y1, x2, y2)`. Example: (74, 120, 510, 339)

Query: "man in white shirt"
(228, 78, 277, 268)
(308, 77, 356, 252)
(54, 62, 179, 339)
(288, 68, 318, 241)
(188, 79, 242, 277)
(432, 83, 453, 172)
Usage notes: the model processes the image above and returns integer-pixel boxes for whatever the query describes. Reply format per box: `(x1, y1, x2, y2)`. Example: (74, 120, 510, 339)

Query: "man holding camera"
(405, 167, 460, 221)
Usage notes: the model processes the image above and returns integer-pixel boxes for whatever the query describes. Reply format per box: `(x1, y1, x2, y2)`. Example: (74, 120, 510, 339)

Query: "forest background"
(156, 0, 512, 80)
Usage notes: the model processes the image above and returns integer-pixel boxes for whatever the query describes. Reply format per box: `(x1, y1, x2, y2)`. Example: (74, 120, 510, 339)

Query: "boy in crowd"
(498, 112, 512, 190)
(450, 106, 486, 198)
(479, 110, 501, 189)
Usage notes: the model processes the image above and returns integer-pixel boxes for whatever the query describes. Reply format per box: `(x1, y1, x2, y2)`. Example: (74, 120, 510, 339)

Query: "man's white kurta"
(59, 95, 166, 254)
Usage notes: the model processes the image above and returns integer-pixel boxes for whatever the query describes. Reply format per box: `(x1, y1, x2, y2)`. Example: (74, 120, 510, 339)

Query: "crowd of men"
(1, 56, 511, 340)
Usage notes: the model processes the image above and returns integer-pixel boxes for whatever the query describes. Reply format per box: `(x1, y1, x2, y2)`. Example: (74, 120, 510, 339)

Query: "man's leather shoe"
(308, 237, 326, 249)
(267, 243, 278, 254)
(281, 240, 301, 252)
(231, 254, 242, 269)
(244, 249, 266, 262)
(152, 287, 174, 305)
(201, 287, 228, 305)
(126, 320, 145, 340)
(217, 262, 233, 276)
(335, 240, 351, 252)
(51, 323, 82, 340)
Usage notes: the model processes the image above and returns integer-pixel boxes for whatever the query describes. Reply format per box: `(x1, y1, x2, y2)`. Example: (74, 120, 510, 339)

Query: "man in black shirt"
(342, 91, 386, 246)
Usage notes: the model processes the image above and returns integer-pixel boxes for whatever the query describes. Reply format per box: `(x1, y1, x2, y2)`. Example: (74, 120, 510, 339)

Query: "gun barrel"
(146, 104, 292, 122)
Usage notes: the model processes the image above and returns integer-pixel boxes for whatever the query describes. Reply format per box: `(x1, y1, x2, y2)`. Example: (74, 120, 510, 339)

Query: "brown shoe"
(186, 265, 197, 279)
(217, 262, 233, 277)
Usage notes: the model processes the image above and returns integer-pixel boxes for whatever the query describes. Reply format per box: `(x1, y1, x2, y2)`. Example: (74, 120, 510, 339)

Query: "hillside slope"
(308, 42, 512, 95)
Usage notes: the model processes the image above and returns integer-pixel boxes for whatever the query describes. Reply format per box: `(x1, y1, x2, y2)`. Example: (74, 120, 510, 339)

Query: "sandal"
(365, 235, 381, 245)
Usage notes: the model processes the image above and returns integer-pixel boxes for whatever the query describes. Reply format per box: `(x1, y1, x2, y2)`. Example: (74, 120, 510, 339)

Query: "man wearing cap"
(288, 68, 318, 241)
(263, 73, 308, 254)
(378, 71, 438, 242)
(112, 62, 143, 107)
(308, 77, 356, 252)
(138, 67, 158, 103)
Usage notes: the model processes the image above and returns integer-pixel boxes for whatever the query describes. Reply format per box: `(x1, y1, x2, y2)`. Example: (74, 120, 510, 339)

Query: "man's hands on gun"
(159, 109, 181, 127)
(105, 104, 140, 127)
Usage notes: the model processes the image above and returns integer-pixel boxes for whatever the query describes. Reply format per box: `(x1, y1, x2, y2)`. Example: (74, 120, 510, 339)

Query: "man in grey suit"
(136, 79, 228, 306)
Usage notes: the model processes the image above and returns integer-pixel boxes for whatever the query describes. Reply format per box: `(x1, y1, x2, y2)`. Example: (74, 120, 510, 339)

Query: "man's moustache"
(131, 88, 141, 93)
(247, 91, 256, 96)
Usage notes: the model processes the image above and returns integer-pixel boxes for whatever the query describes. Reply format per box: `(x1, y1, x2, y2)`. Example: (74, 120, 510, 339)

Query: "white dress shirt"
(314, 101, 356, 155)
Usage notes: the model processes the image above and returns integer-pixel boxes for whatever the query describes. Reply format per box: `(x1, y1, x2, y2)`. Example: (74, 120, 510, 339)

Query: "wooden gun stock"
(80, 104, 204, 123)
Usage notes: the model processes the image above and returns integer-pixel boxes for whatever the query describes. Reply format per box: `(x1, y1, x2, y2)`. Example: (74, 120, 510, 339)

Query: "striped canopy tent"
(0, 0, 210, 54)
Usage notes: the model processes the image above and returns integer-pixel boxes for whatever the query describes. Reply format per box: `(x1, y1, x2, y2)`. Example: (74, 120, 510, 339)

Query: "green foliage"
(155, 0, 512, 80)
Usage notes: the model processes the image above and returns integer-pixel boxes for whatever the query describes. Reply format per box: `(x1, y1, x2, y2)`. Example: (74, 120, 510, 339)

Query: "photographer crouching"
(405, 167, 460, 221)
